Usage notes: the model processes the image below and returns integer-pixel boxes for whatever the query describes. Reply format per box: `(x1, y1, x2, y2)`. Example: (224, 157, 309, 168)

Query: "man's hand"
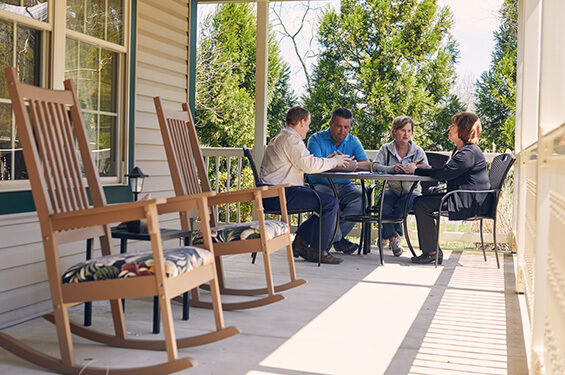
(342, 158, 358, 171)
(333, 153, 354, 169)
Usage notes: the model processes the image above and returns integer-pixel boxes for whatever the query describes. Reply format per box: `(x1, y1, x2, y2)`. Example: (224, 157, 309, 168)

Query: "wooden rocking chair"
(0, 67, 239, 375)
(154, 97, 306, 310)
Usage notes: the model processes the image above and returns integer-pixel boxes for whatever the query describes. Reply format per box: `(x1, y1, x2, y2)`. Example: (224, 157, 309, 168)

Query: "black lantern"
(125, 166, 148, 201)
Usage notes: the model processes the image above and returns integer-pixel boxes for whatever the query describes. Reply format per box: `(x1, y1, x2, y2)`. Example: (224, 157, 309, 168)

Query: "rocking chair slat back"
(6, 68, 111, 252)
(154, 98, 216, 226)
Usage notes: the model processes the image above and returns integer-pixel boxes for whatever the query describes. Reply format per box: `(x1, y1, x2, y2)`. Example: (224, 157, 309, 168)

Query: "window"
(0, 0, 128, 186)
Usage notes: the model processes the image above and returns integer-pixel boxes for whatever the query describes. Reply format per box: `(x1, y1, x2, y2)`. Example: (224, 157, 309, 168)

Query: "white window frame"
(0, 0, 131, 192)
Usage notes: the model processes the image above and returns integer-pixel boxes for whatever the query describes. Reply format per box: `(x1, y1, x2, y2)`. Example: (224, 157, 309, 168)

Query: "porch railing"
(201, 147, 509, 247)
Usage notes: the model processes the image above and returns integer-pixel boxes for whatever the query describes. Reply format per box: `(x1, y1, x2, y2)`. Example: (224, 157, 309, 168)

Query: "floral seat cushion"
(62, 246, 213, 284)
(192, 220, 289, 244)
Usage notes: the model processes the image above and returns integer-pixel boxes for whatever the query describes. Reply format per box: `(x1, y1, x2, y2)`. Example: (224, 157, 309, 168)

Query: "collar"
(320, 127, 351, 147)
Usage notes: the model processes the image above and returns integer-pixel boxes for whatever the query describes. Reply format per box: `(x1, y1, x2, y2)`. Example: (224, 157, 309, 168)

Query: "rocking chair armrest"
(157, 191, 216, 215)
(50, 198, 166, 231)
(260, 183, 291, 199)
(208, 186, 270, 205)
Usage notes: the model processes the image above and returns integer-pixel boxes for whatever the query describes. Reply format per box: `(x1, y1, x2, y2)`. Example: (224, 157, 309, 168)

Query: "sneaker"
(389, 235, 404, 257)
(333, 238, 359, 254)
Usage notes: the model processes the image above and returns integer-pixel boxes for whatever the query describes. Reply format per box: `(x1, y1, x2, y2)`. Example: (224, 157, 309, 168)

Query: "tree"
(195, 3, 295, 147)
(475, 0, 517, 152)
(303, 0, 459, 150)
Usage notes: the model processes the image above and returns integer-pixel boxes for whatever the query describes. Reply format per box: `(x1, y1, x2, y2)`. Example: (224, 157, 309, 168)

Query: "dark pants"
(263, 186, 338, 251)
(413, 194, 446, 254)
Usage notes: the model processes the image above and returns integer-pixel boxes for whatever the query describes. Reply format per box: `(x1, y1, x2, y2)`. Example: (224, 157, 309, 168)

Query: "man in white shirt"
(261, 106, 352, 264)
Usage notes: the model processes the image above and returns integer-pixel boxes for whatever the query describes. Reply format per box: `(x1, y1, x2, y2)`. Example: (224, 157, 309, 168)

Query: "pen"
(416, 158, 424, 165)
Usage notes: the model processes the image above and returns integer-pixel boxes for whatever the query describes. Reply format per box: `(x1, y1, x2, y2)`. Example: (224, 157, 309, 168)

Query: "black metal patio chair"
(433, 153, 515, 267)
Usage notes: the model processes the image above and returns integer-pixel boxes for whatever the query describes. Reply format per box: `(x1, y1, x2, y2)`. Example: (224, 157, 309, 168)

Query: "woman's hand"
(393, 163, 407, 174)
(404, 163, 417, 174)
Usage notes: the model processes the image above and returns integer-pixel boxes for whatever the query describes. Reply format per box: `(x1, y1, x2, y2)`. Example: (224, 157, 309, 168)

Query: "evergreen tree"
(195, 3, 295, 147)
(303, 0, 459, 149)
(475, 0, 517, 152)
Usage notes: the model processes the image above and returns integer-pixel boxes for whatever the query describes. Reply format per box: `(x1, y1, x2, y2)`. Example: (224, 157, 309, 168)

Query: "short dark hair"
(286, 106, 310, 126)
(452, 112, 481, 145)
(330, 108, 353, 124)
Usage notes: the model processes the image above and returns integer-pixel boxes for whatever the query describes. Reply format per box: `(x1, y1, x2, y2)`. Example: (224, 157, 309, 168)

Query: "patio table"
(309, 171, 435, 264)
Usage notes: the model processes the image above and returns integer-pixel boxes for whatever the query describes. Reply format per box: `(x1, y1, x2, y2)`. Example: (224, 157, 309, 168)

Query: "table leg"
(153, 296, 160, 334)
(84, 238, 93, 326)
(120, 238, 127, 312)
(182, 291, 189, 320)
(376, 181, 388, 264)
(360, 179, 370, 255)
(402, 182, 419, 257)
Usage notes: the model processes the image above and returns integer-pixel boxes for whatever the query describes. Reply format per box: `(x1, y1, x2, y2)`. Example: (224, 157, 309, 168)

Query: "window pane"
(65, 39, 119, 178)
(98, 115, 116, 176)
(66, 0, 84, 34)
(0, 20, 14, 99)
(78, 41, 99, 111)
(0, 18, 42, 182)
(100, 49, 116, 112)
(66, 0, 124, 45)
(85, 0, 104, 40)
(0, 1, 49, 22)
(65, 38, 78, 85)
(0, 103, 12, 179)
(107, 0, 123, 45)
(82, 111, 97, 145)
(16, 25, 41, 86)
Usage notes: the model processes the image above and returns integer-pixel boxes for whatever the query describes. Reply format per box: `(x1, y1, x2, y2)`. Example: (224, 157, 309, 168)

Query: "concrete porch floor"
(0, 247, 528, 375)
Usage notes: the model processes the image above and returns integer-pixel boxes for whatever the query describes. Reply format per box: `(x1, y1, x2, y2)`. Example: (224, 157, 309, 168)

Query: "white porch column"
(515, 0, 542, 295)
(51, 0, 66, 89)
(254, 0, 269, 166)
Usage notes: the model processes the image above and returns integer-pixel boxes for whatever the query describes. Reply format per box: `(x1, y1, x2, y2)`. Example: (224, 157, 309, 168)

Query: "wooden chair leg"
(261, 251, 276, 297)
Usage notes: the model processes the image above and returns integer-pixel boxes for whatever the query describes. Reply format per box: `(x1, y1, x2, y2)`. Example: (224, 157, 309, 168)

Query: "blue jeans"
(377, 189, 417, 240)
(312, 183, 362, 242)
(263, 186, 338, 251)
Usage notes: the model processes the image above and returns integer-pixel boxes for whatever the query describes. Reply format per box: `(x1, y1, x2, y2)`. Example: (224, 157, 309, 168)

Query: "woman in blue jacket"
(405, 112, 490, 264)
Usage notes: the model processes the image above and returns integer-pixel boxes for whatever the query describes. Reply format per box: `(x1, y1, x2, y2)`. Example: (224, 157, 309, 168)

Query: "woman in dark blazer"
(405, 112, 490, 264)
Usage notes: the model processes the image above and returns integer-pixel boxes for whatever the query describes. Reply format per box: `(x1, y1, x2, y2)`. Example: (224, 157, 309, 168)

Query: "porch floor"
(0, 246, 528, 374)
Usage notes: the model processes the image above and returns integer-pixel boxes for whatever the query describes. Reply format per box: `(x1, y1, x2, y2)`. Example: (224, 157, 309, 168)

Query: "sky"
(199, 0, 505, 100)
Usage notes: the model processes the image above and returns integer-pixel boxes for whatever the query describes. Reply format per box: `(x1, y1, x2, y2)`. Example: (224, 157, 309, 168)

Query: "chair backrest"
(242, 146, 264, 187)
(421, 151, 450, 194)
(154, 97, 216, 226)
(484, 153, 515, 220)
(488, 153, 515, 190)
(5, 67, 112, 254)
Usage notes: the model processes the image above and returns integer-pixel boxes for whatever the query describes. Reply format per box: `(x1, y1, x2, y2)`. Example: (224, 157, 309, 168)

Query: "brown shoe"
(292, 235, 309, 260)
(307, 248, 343, 264)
